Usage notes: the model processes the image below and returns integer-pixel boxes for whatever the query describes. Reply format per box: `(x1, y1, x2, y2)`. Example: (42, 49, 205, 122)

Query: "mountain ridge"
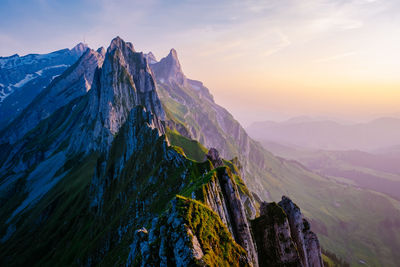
(0, 37, 324, 267)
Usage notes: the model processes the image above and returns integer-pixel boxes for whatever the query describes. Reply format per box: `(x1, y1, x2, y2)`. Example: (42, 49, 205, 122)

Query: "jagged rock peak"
(108, 36, 135, 53)
(279, 196, 324, 267)
(144, 51, 157, 64)
(166, 48, 182, 71)
(96, 47, 106, 57)
(252, 202, 302, 266)
(168, 48, 179, 60)
(206, 148, 223, 168)
(71, 42, 89, 56)
(150, 47, 186, 85)
(85, 36, 165, 138)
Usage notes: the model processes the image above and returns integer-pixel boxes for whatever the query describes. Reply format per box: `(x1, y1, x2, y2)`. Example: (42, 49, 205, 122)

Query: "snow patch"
(0, 52, 65, 69)
(0, 87, 12, 102)
(35, 64, 69, 75)
(7, 152, 67, 222)
(13, 74, 35, 88)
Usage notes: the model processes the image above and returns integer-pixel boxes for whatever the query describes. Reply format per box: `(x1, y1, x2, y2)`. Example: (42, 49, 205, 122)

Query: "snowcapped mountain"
(0, 43, 88, 129)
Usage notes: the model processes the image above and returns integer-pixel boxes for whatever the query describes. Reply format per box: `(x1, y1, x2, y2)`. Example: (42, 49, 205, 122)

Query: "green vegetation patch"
(174, 195, 249, 267)
(166, 129, 208, 162)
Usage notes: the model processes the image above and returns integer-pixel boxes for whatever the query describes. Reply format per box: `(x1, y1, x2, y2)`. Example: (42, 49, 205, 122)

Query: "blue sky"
(1, 0, 399, 124)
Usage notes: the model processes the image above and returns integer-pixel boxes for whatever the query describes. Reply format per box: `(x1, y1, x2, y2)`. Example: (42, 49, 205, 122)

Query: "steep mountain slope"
(0, 47, 105, 144)
(0, 43, 88, 129)
(0, 37, 322, 267)
(150, 49, 400, 266)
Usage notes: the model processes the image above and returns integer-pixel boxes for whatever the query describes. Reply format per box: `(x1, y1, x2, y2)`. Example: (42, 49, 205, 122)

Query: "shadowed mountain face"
(0, 43, 88, 130)
(0, 37, 323, 267)
(246, 117, 400, 151)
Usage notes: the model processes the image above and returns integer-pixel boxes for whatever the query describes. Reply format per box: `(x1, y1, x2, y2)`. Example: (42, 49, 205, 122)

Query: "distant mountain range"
(0, 43, 88, 129)
(259, 139, 400, 200)
(247, 117, 400, 151)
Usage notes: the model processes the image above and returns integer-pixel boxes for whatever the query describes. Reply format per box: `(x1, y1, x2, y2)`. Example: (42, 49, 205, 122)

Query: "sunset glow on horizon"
(1, 0, 399, 124)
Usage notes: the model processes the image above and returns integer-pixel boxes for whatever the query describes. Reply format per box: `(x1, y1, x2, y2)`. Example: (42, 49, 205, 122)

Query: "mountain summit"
(151, 48, 186, 86)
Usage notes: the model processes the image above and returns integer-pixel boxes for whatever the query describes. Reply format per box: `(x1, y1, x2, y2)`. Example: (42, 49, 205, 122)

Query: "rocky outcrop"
(217, 167, 259, 266)
(69, 36, 165, 153)
(206, 147, 224, 167)
(144, 52, 157, 64)
(279, 196, 324, 267)
(194, 166, 258, 266)
(251, 199, 323, 267)
(252, 202, 301, 267)
(127, 196, 250, 267)
(151, 48, 186, 86)
(95, 36, 165, 129)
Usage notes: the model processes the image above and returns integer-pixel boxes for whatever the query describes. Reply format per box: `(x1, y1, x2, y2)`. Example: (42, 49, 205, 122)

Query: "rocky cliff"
(0, 37, 323, 267)
(279, 196, 324, 267)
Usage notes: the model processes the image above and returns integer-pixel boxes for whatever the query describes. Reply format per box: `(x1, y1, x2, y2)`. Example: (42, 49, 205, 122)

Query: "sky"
(0, 0, 399, 126)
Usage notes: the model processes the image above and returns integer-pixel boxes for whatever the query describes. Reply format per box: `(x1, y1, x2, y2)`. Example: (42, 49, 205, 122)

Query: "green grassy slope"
(166, 129, 208, 162)
(0, 108, 254, 266)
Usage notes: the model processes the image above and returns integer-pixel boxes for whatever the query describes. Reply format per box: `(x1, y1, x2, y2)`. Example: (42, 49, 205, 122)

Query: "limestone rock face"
(151, 48, 186, 86)
(217, 167, 259, 266)
(127, 196, 251, 267)
(252, 202, 301, 267)
(93, 36, 165, 134)
(60, 36, 165, 154)
(279, 196, 324, 267)
(196, 166, 258, 266)
(144, 52, 158, 64)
